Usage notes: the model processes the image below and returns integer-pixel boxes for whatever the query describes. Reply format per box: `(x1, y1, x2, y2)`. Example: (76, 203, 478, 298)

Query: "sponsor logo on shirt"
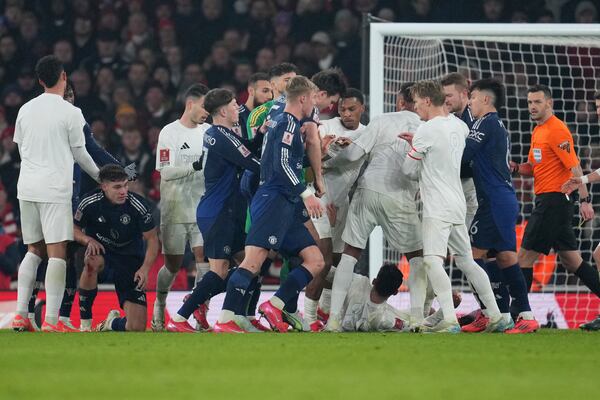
(557, 141, 571, 153)
(160, 148, 170, 162)
(468, 130, 485, 142)
(282, 131, 294, 145)
(533, 148, 542, 163)
(204, 136, 216, 146)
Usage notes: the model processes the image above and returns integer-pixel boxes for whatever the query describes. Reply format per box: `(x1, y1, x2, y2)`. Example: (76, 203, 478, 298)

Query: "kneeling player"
(75, 165, 159, 332)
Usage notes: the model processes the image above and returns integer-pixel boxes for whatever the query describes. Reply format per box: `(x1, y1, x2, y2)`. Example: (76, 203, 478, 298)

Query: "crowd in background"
(0, 0, 598, 283)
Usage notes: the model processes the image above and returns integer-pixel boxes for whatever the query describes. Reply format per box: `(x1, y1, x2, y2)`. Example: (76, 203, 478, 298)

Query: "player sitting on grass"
(74, 164, 159, 332)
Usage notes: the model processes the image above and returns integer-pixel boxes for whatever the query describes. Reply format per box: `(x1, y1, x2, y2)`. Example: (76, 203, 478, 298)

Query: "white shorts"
(312, 197, 332, 240)
(422, 217, 472, 258)
(312, 197, 350, 254)
(160, 223, 204, 255)
(19, 200, 73, 244)
(342, 189, 422, 254)
(462, 178, 478, 227)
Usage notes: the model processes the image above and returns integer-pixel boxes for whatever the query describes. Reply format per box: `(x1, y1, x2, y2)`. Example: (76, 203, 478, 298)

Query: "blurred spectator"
(271, 12, 294, 47)
(137, 45, 159, 72)
(127, 61, 150, 105)
(204, 41, 234, 88)
(165, 46, 184, 88)
(311, 32, 335, 71)
(81, 30, 127, 79)
(53, 39, 76, 73)
(274, 43, 293, 64)
(574, 1, 598, 23)
(294, 0, 333, 42)
(123, 12, 153, 63)
(332, 9, 361, 87)
(222, 28, 250, 60)
(141, 82, 171, 128)
(72, 15, 95, 67)
(482, 0, 509, 23)
(0, 182, 18, 238)
(45, 0, 73, 42)
(157, 18, 178, 51)
(0, 34, 21, 84)
(116, 129, 154, 187)
(194, 0, 229, 63)
(16, 66, 38, 102)
(0, 126, 19, 202)
(71, 69, 107, 121)
(95, 66, 116, 108)
(18, 12, 46, 62)
(537, 9, 556, 23)
(244, 0, 275, 54)
(511, 8, 530, 23)
(89, 117, 110, 149)
(255, 47, 276, 73)
(152, 63, 176, 97)
(1, 85, 24, 125)
(114, 103, 139, 139)
(234, 60, 254, 99)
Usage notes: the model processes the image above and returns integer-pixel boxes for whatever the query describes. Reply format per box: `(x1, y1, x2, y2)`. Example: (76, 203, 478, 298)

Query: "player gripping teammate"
(512, 85, 599, 307)
(213, 76, 324, 333)
(151, 84, 210, 331)
(12, 56, 101, 332)
(75, 165, 159, 332)
(236, 72, 273, 139)
(400, 80, 506, 333)
(166, 89, 261, 333)
(460, 78, 539, 334)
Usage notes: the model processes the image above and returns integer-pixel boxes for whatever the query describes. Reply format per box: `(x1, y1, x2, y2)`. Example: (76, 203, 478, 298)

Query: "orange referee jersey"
(528, 115, 579, 195)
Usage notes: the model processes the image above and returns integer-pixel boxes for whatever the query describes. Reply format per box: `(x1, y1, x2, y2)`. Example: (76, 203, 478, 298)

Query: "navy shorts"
(198, 205, 246, 260)
(246, 191, 315, 256)
(469, 199, 518, 253)
(104, 253, 147, 309)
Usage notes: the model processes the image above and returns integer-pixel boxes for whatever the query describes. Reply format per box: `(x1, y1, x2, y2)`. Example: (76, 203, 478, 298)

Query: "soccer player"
(75, 164, 159, 332)
(441, 72, 478, 227)
(460, 78, 539, 334)
(236, 72, 272, 139)
(512, 85, 599, 308)
(12, 55, 100, 332)
(400, 80, 506, 333)
(151, 84, 210, 332)
(323, 84, 424, 332)
(166, 88, 261, 333)
(213, 76, 324, 333)
(303, 88, 366, 331)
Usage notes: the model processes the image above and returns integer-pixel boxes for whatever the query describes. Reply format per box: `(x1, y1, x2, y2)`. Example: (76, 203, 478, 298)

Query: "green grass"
(0, 329, 597, 400)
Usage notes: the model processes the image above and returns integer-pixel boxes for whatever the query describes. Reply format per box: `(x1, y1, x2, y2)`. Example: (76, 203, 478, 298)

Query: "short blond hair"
(410, 80, 446, 106)
(286, 76, 318, 101)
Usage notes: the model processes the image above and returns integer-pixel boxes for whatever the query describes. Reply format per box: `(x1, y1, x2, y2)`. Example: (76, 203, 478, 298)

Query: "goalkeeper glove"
(124, 163, 137, 181)
(192, 155, 204, 171)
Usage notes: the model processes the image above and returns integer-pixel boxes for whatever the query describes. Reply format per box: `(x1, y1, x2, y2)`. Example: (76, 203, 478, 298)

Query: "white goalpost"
(368, 23, 600, 327)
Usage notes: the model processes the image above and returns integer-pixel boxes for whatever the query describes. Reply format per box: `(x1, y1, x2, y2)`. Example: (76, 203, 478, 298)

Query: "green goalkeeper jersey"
(245, 100, 274, 139)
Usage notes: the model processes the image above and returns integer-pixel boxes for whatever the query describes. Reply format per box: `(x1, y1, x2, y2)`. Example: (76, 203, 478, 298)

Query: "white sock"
(330, 254, 357, 317)
(319, 288, 332, 313)
(423, 279, 435, 317)
(325, 266, 336, 283)
(408, 256, 426, 324)
(304, 297, 318, 323)
(217, 310, 235, 324)
(195, 262, 210, 286)
(155, 266, 176, 306)
(59, 316, 70, 323)
(519, 311, 535, 320)
(270, 295, 284, 310)
(16, 252, 42, 317)
(455, 256, 501, 318)
(44, 258, 67, 326)
(423, 255, 457, 324)
(172, 313, 187, 323)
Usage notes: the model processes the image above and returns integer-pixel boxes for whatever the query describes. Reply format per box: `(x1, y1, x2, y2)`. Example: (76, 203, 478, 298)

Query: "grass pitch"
(0, 329, 597, 400)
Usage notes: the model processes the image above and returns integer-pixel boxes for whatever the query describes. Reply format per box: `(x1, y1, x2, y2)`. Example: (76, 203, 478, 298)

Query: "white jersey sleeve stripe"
(281, 147, 300, 185)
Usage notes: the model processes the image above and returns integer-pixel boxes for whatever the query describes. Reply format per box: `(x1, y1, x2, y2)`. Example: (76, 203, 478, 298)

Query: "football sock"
(245, 258, 272, 317)
(111, 317, 127, 331)
(218, 268, 254, 323)
(522, 267, 533, 292)
(283, 293, 299, 313)
(455, 255, 500, 317)
(273, 265, 312, 310)
(156, 266, 176, 306)
(330, 254, 357, 317)
(501, 263, 533, 318)
(195, 262, 210, 286)
(178, 271, 226, 319)
(44, 258, 67, 326)
(304, 297, 318, 322)
(482, 261, 511, 314)
(59, 262, 77, 318)
(79, 287, 98, 320)
(239, 276, 259, 316)
(16, 252, 42, 318)
(575, 261, 600, 298)
(423, 255, 457, 323)
(319, 288, 332, 314)
(408, 256, 427, 323)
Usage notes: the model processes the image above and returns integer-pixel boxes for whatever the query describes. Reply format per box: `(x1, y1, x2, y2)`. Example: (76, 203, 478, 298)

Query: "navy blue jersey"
(462, 112, 515, 203)
(460, 106, 476, 129)
(237, 103, 251, 139)
(259, 112, 306, 202)
(74, 189, 155, 257)
(197, 125, 260, 220)
(72, 123, 120, 208)
(266, 95, 319, 129)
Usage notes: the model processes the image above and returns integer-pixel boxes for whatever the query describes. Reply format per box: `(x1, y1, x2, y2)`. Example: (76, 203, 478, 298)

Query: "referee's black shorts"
(521, 192, 578, 255)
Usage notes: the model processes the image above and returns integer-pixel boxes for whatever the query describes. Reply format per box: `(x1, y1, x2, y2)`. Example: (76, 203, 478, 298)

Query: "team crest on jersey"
(237, 144, 251, 157)
(120, 214, 131, 225)
(74, 209, 82, 221)
(268, 236, 278, 245)
(533, 148, 542, 163)
(110, 229, 119, 239)
(223, 245, 231, 255)
(557, 141, 571, 153)
(282, 131, 294, 145)
(160, 149, 170, 162)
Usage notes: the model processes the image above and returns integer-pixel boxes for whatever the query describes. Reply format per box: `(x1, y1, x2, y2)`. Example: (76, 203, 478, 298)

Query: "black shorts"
(521, 192, 578, 255)
(104, 253, 147, 309)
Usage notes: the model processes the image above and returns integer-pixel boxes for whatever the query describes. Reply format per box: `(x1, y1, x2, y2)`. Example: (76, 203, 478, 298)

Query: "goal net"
(368, 23, 600, 327)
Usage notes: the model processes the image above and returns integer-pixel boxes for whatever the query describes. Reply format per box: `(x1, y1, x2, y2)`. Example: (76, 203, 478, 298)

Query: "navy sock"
(575, 261, 600, 297)
(59, 262, 77, 318)
(522, 268, 533, 292)
(222, 268, 254, 313)
(274, 265, 313, 307)
(111, 317, 127, 331)
(245, 259, 273, 317)
(482, 261, 510, 314)
(260, 258, 273, 276)
(177, 271, 225, 318)
(79, 288, 98, 320)
(501, 263, 531, 313)
(283, 293, 299, 313)
(240, 276, 259, 316)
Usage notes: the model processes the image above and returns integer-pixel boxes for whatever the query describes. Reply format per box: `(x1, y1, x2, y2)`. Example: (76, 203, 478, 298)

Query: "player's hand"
(85, 238, 105, 257)
(192, 154, 204, 171)
(335, 137, 353, 147)
(259, 122, 268, 135)
(321, 134, 336, 154)
(303, 195, 323, 219)
(509, 161, 520, 176)
(398, 132, 414, 145)
(561, 177, 582, 194)
(326, 203, 337, 226)
(580, 201, 594, 222)
(124, 163, 137, 181)
(134, 266, 150, 291)
(314, 177, 326, 198)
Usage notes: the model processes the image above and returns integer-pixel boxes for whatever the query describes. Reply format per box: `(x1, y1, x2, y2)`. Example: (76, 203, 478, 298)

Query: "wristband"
(581, 175, 589, 185)
(300, 188, 313, 199)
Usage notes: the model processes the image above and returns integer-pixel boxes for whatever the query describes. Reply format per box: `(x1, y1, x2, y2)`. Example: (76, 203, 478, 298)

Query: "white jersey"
(411, 114, 468, 224)
(319, 117, 365, 206)
(341, 274, 409, 332)
(353, 111, 422, 212)
(14, 93, 86, 204)
(156, 120, 208, 224)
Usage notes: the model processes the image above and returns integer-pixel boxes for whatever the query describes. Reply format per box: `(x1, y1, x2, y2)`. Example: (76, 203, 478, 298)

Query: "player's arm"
(400, 130, 427, 180)
(83, 123, 120, 166)
(323, 142, 366, 169)
(73, 204, 104, 256)
(69, 108, 100, 181)
(134, 227, 159, 291)
(218, 132, 261, 174)
(303, 121, 325, 197)
(462, 125, 489, 164)
(155, 135, 202, 181)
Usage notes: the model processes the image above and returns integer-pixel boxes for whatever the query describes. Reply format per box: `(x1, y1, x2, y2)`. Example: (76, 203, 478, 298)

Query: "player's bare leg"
(79, 254, 104, 332)
(123, 302, 147, 332)
(13, 241, 46, 332)
(517, 247, 541, 291)
(304, 236, 333, 331)
(41, 241, 70, 331)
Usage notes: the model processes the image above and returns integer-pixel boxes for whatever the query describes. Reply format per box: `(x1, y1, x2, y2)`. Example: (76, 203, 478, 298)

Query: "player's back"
(466, 112, 515, 202)
(355, 111, 422, 207)
(414, 114, 468, 224)
(14, 93, 85, 203)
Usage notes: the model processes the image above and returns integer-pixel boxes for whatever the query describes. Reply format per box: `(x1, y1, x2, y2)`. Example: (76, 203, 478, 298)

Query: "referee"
(512, 84, 600, 303)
